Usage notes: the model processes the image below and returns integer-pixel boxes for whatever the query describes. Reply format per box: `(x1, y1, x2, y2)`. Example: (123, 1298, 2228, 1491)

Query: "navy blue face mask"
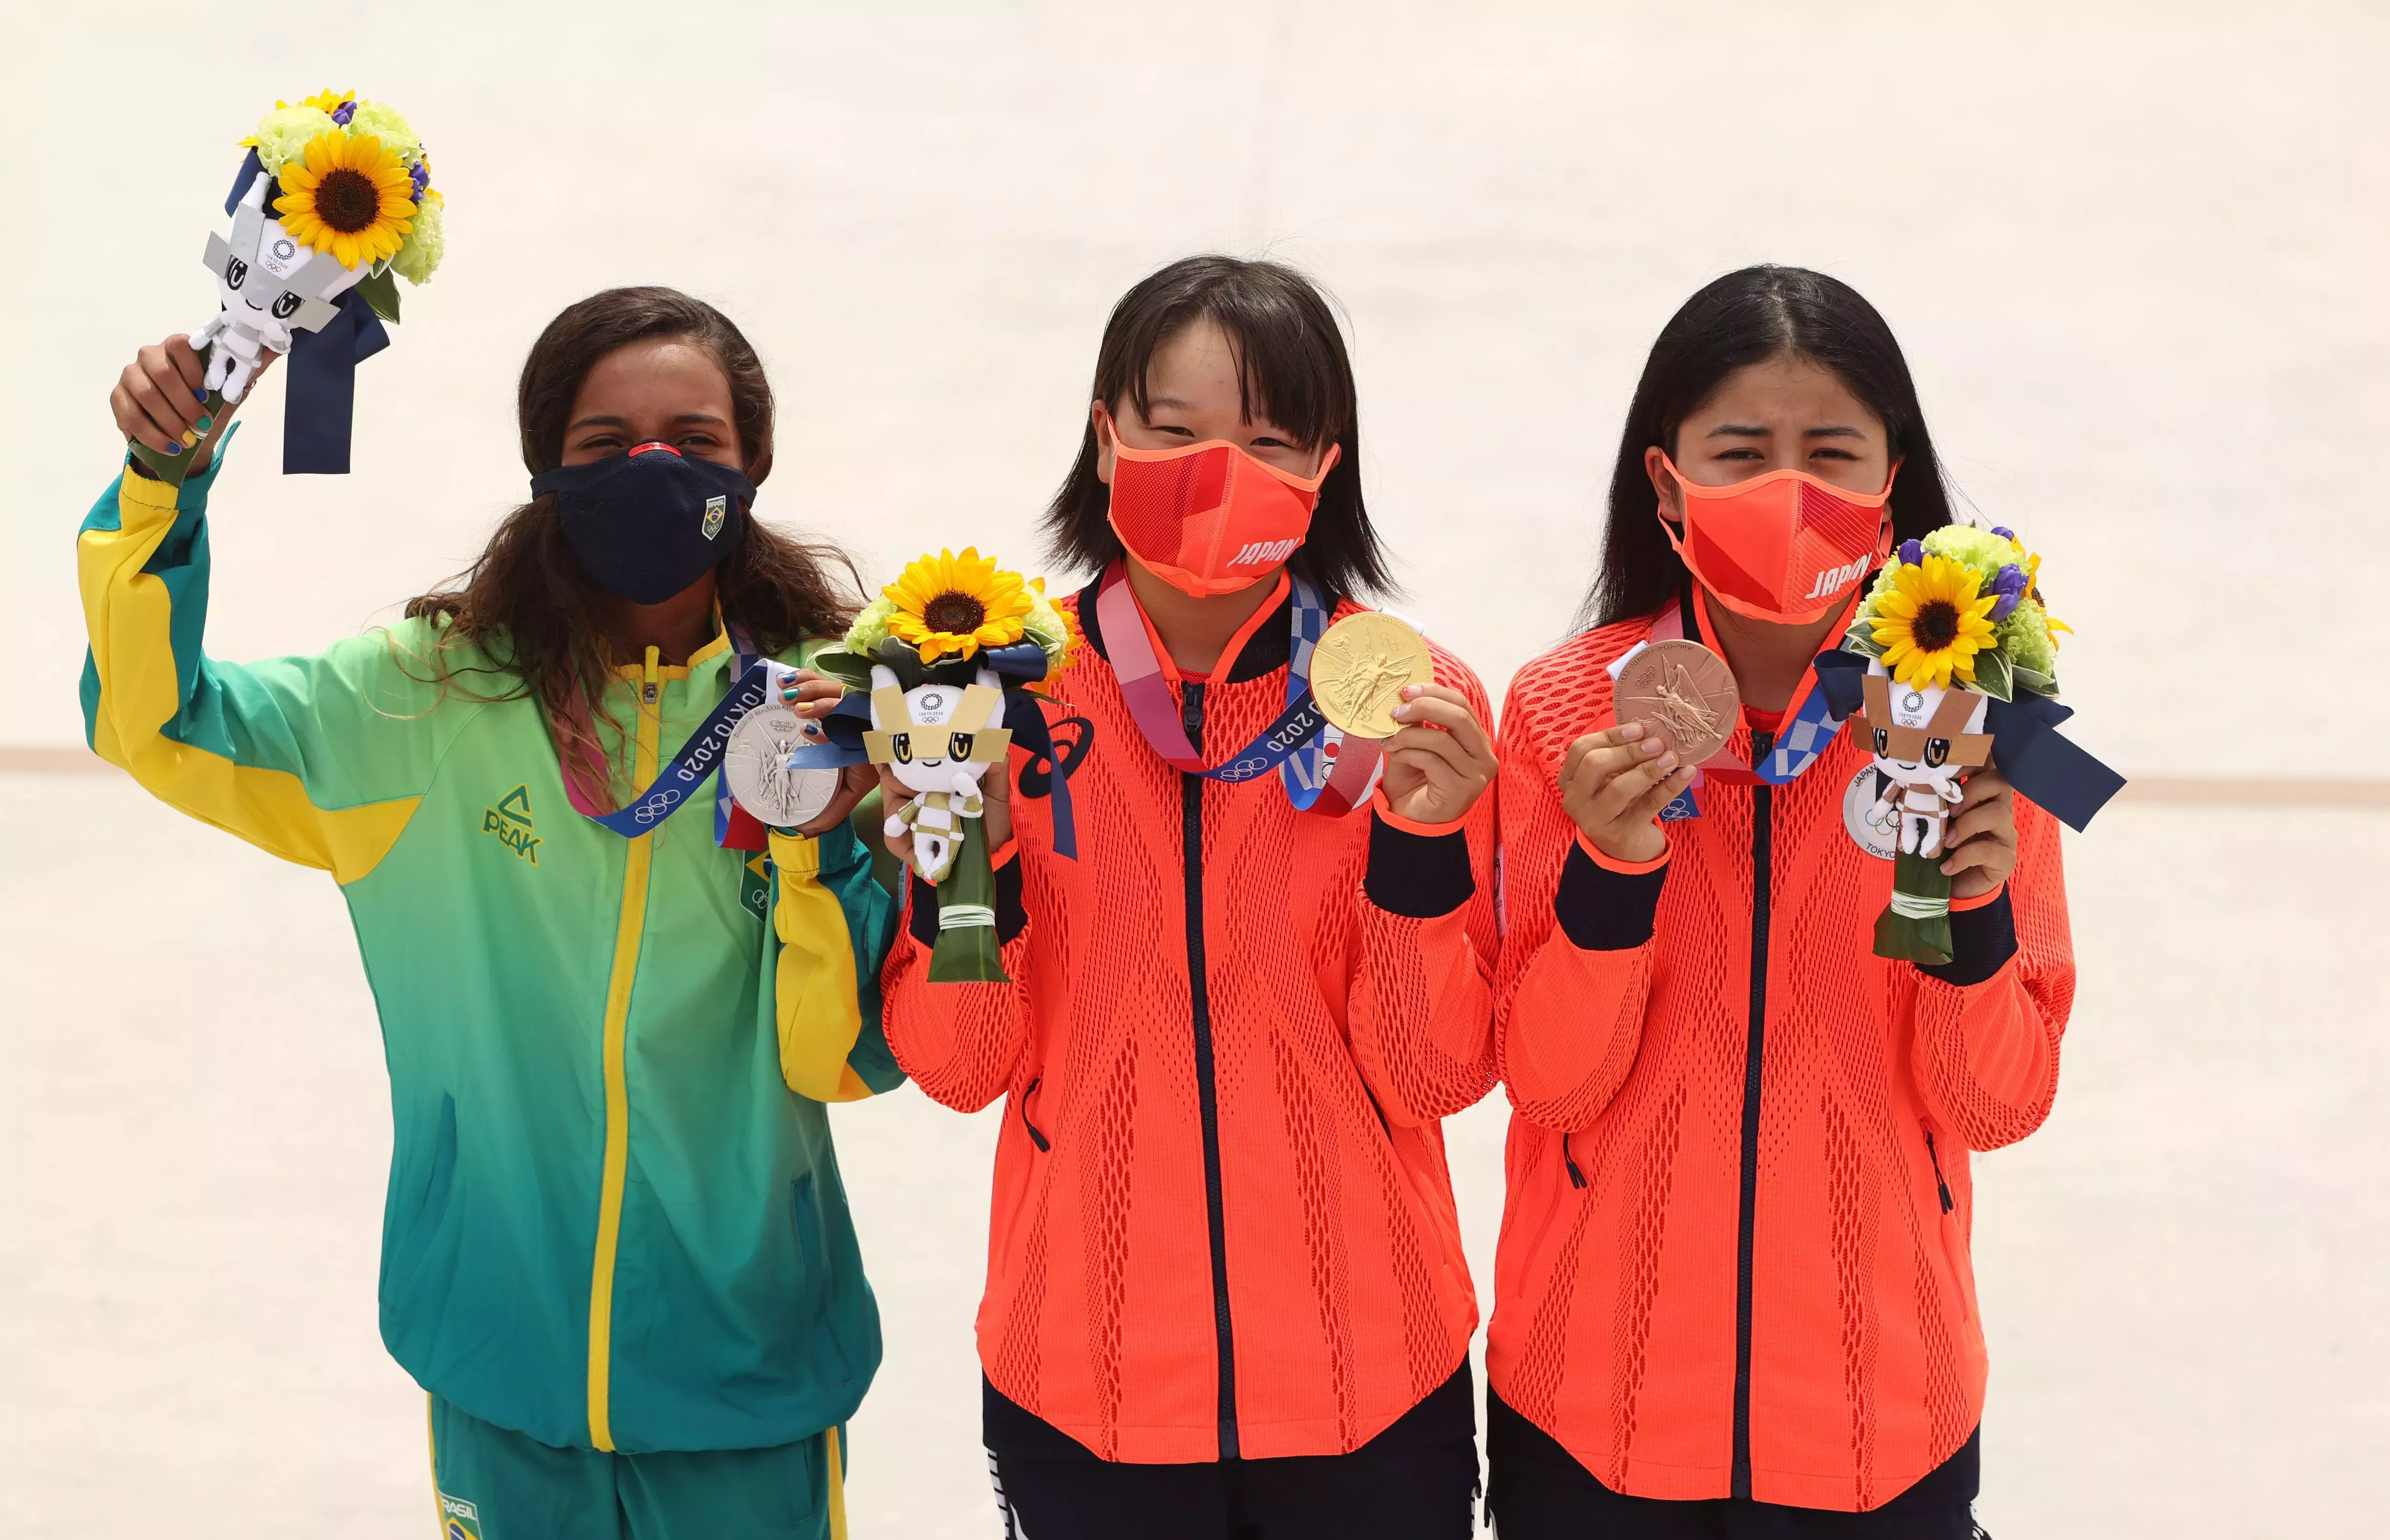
(531, 441, 755, 604)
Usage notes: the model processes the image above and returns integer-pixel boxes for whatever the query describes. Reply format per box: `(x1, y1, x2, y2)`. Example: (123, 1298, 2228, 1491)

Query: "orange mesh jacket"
(1489, 604, 2074, 1512)
(882, 581, 1500, 1464)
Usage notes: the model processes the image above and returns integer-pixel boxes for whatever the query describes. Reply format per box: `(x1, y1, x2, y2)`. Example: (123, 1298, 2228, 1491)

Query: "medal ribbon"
(558, 654, 799, 837)
(1612, 584, 1862, 820)
(554, 623, 870, 840)
(1094, 561, 1380, 813)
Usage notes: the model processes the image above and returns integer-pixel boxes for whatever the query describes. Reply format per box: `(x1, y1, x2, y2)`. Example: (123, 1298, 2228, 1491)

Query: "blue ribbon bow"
(1813, 650, 2126, 832)
(221, 150, 391, 476)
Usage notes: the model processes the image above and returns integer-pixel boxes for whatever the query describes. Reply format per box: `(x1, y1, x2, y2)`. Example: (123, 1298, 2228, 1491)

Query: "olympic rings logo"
(631, 787, 684, 824)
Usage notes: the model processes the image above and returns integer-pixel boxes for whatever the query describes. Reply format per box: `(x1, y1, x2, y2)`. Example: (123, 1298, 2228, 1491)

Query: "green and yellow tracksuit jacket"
(75, 443, 903, 1455)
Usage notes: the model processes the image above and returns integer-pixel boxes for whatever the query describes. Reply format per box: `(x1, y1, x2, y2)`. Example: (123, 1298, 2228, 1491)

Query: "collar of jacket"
(1072, 572, 1312, 683)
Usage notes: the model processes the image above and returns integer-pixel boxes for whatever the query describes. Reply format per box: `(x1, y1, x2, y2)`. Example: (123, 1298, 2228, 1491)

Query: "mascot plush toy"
(802, 549, 1084, 983)
(865, 668, 1011, 888)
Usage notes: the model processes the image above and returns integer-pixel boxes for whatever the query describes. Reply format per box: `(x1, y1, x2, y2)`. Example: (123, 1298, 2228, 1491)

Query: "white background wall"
(5, 4, 2386, 1538)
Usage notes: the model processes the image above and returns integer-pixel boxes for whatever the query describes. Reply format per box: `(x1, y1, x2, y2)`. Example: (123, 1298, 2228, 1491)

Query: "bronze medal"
(1615, 639, 1740, 765)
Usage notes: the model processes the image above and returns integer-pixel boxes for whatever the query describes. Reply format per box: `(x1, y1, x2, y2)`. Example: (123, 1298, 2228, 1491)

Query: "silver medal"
(725, 703, 841, 829)
(1842, 764, 1899, 860)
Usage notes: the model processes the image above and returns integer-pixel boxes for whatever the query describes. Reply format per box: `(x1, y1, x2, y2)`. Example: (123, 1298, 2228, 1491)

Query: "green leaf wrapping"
(355, 267, 402, 324)
(1873, 849, 1954, 964)
(809, 650, 875, 691)
(925, 820, 1009, 983)
(1964, 648, 2014, 702)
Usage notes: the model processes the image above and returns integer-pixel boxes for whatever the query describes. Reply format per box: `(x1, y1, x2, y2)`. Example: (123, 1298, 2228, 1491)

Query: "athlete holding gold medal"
(878, 256, 1499, 1540)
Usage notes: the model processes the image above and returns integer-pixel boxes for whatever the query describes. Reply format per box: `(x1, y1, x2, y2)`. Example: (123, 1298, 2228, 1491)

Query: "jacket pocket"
(1018, 1076, 1051, 1153)
(386, 1093, 458, 1294)
(1921, 1119, 1972, 1324)
(791, 1173, 858, 1380)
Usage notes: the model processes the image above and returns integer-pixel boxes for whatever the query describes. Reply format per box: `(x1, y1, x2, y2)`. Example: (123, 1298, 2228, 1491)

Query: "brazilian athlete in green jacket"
(86, 288, 895, 1540)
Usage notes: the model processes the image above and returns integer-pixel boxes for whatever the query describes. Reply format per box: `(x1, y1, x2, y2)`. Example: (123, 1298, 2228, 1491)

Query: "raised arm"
(1343, 659, 1501, 1125)
(1496, 674, 1694, 1132)
(82, 336, 445, 884)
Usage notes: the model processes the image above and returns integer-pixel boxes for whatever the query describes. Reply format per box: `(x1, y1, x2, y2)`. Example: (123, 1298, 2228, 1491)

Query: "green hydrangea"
(842, 595, 899, 656)
(390, 191, 444, 284)
(346, 100, 421, 166)
(252, 105, 339, 176)
(1021, 589, 1074, 666)
(1921, 524, 2012, 588)
(1997, 595, 2058, 679)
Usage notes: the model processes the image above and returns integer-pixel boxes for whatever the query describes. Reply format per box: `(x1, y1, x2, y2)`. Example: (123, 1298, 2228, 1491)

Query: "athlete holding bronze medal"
(878, 257, 1499, 1540)
(1486, 268, 2077, 1538)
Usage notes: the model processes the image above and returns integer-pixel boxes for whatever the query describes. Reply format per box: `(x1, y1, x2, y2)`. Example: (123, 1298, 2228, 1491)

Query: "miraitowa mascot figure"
(130, 91, 444, 486)
(803, 548, 1086, 984)
(1853, 662, 1994, 960)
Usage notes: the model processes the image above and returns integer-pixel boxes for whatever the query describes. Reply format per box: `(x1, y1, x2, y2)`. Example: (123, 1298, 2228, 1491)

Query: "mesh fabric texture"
(1488, 617, 2074, 1512)
(883, 593, 1501, 1463)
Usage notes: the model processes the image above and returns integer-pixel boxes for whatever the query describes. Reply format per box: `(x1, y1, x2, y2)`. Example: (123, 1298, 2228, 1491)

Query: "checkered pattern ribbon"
(1624, 588, 1859, 820)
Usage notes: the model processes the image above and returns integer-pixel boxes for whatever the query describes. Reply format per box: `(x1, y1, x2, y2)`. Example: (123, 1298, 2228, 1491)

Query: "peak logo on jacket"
(481, 784, 540, 864)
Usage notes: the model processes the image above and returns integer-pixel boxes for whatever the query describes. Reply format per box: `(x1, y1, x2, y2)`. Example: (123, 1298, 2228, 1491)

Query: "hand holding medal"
(1562, 638, 1736, 865)
(1312, 612, 1494, 826)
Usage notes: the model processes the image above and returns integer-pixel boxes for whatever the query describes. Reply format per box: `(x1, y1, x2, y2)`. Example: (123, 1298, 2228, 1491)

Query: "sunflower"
(275, 130, 416, 269)
(1868, 552, 1998, 690)
(884, 548, 1033, 664)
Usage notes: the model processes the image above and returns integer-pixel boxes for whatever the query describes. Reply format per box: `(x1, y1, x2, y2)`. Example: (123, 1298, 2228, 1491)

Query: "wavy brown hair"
(403, 286, 859, 807)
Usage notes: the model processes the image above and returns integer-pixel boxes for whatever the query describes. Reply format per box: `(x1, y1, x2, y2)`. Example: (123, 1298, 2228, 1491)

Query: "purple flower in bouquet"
(331, 99, 357, 125)
(1991, 526, 2016, 542)
(1898, 538, 1925, 567)
(1988, 562, 2028, 620)
(410, 158, 431, 199)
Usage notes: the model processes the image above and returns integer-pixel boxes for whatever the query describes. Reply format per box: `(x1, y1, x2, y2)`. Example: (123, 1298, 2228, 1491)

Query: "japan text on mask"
(1656, 453, 1897, 623)
(1100, 407, 1342, 597)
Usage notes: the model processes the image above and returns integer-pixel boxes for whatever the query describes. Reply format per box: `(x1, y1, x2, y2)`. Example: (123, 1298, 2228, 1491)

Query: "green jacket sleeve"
(76, 443, 451, 883)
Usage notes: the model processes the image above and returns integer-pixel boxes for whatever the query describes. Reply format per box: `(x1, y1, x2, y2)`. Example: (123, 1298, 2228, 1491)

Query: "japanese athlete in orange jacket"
(1486, 267, 2073, 1538)
(877, 257, 1502, 1540)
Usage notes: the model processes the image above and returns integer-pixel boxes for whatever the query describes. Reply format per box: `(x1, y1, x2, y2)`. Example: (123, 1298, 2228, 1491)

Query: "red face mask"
(1100, 408, 1343, 597)
(1657, 454, 1898, 623)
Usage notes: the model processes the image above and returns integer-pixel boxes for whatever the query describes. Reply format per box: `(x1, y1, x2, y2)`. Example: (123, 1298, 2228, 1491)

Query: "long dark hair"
(1042, 254, 1394, 600)
(403, 286, 859, 805)
(1584, 264, 1957, 629)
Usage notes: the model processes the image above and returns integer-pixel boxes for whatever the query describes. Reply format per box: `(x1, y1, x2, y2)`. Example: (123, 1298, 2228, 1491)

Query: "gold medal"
(1310, 612, 1434, 739)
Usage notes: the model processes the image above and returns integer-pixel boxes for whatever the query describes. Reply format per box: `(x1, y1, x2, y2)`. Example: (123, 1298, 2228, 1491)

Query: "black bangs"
(1110, 262, 1343, 453)
(1042, 254, 1394, 601)
(1579, 264, 1958, 631)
